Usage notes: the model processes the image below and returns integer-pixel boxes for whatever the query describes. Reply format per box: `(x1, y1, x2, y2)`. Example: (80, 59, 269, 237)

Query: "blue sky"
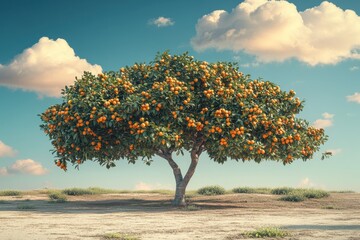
(0, 0, 359, 191)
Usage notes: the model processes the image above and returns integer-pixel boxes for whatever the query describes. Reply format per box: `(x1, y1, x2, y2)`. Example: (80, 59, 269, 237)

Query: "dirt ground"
(0, 192, 359, 240)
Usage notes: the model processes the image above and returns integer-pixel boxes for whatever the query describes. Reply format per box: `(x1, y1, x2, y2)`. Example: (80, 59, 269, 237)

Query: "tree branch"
(156, 150, 183, 183)
(181, 138, 204, 185)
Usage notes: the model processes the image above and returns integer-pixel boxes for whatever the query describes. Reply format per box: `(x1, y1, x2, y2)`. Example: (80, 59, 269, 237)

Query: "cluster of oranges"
(280, 135, 298, 145)
(56, 160, 67, 170)
(128, 118, 150, 135)
(97, 116, 107, 124)
(219, 138, 228, 146)
(208, 126, 223, 134)
(214, 108, 231, 118)
(166, 76, 187, 95)
(301, 146, 314, 157)
(141, 103, 150, 111)
(203, 89, 214, 98)
(103, 98, 120, 107)
(307, 127, 324, 141)
(116, 77, 135, 94)
(229, 127, 245, 138)
(141, 91, 151, 99)
(185, 117, 204, 131)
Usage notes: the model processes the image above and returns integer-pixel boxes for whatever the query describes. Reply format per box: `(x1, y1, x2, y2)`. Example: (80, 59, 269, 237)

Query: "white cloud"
(0, 159, 49, 176)
(350, 66, 359, 71)
(191, 1, 360, 65)
(326, 148, 342, 155)
(312, 112, 334, 128)
(298, 177, 315, 188)
(150, 17, 174, 27)
(312, 119, 333, 129)
(347, 92, 360, 103)
(0, 37, 102, 97)
(322, 112, 334, 119)
(134, 181, 170, 191)
(0, 140, 17, 158)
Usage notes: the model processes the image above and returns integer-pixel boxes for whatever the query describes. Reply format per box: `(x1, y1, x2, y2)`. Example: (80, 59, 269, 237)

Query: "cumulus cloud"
(0, 159, 48, 176)
(347, 92, 360, 103)
(134, 181, 170, 191)
(191, 0, 360, 65)
(326, 148, 342, 155)
(0, 140, 17, 158)
(0, 37, 102, 97)
(312, 112, 334, 129)
(149, 17, 174, 27)
(322, 112, 334, 119)
(298, 177, 316, 188)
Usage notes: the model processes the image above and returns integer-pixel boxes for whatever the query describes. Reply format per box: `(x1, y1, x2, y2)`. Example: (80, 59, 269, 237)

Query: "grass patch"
(62, 187, 116, 195)
(243, 227, 289, 238)
(48, 192, 68, 203)
(197, 185, 226, 196)
(0, 190, 22, 196)
(102, 232, 140, 240)
(17, 204, 35, 210)
(232, 187, 271, 194)
(330, 190, 355, 193)
(131, 189, 173, 195)
(279, 194, 306, 202)
(271, 187, 294, 195)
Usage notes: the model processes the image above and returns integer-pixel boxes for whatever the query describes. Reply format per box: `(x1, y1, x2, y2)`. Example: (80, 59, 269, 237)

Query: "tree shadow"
(0, 199, 174, 213)
(0, 197, 248, 214)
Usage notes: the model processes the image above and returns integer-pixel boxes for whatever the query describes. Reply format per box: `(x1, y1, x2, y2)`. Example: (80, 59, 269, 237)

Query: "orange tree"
(40, 52, 328, 206)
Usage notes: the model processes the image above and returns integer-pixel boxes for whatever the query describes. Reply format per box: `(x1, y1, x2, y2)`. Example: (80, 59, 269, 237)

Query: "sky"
(0, 0, 359, 192)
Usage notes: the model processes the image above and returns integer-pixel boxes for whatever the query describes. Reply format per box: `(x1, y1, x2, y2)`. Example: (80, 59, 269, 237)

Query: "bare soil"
(0, 192, 359, 239)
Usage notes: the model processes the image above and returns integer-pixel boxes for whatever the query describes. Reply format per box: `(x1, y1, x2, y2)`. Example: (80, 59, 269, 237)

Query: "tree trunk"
(157, 142, 202, 206)
(173, 180, 187, 206)
(171, 155, 199, 206)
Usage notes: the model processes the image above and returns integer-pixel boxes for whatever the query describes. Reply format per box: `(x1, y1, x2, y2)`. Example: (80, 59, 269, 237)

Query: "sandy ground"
(0, 192, 359, 240)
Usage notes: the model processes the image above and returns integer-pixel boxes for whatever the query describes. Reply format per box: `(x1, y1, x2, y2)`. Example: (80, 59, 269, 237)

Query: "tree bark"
(157, 140, 203, 206)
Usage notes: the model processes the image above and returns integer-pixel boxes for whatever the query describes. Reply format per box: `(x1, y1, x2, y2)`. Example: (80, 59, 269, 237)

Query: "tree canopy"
(40, 52, 327, 172)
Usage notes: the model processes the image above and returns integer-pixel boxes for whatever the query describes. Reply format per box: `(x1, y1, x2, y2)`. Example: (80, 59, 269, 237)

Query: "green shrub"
(244, 227, 289, 238)
(197, 186, 226, 196)
(279, 194, 305, 202)
(48, 192, 68, 203)
(62, 188, 95, 195)
(0, 190, 22, 196)
(300, 189, 329, 199)
(232, 187, 256, 194)
(271, 187, 294, 195)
